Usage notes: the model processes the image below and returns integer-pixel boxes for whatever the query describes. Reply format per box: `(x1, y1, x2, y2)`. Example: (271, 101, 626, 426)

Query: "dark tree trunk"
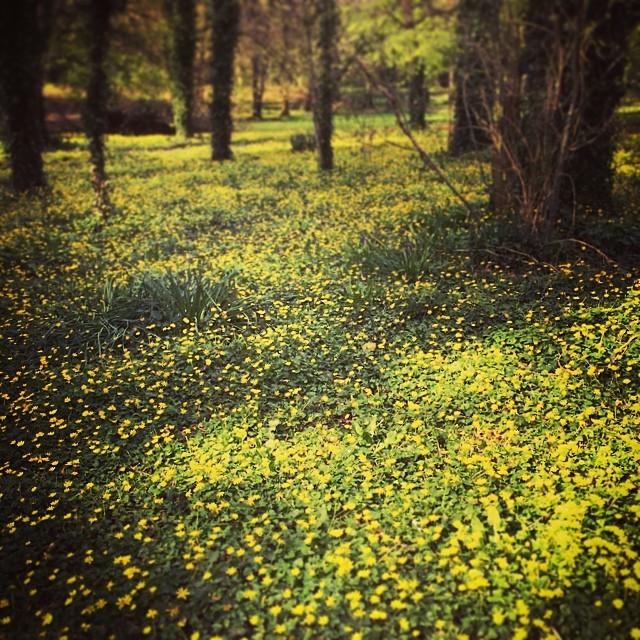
(0, 0, 46, 192)
(164, 0, 196, 138)
(312, 0, 338, 171)
(84, 0, 115, 215)
(399, 1, 427, 130)
(408, 62, 427, 129)
(489, 4, 522, 218)
(251, 54, 267, 120)
(210, 0, 240, 161)
(564, 0, 637, 213)
(449, 0, 497, 155)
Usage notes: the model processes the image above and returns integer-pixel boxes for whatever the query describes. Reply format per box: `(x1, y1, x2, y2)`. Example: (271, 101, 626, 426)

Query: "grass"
(1, 106, 639, 640)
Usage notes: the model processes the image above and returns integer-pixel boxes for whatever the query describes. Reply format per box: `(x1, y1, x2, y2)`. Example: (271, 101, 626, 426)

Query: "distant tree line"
(0, 0, 638, 245)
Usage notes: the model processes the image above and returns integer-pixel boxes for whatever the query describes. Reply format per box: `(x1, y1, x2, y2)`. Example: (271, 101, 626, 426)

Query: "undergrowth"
(0, 110, 639, 640)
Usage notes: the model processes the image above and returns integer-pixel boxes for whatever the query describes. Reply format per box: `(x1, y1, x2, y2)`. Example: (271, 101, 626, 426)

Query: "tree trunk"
(251, 54, 267, 120)
(164, 0, 196, 138)
(408, 62, 427, 129)
(84, 0, 115, 215)
(280, 94, 290, 118)
(311, 0, 338, 171)
(0, 0, 46, 192)
(489, 2, 522, 218)
(563, 0, 638, 214)
(210, 0, 240, 161)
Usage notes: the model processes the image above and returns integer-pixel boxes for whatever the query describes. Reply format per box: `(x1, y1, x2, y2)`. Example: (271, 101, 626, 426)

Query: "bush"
(290, 132, 317, 152)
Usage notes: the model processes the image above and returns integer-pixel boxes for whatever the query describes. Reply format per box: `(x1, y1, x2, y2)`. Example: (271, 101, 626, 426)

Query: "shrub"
(290, 132, 317, 152)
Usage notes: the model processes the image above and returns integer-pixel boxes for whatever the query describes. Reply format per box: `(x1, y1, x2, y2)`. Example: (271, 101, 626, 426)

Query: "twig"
(544, 238, 617, 265)
(501, 247, 559, 272)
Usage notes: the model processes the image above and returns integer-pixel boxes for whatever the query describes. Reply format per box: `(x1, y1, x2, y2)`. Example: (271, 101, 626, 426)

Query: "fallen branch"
(544, 238, 617, 266)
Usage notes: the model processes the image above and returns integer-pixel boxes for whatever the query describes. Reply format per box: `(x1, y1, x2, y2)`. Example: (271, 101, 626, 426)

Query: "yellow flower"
(370, 610, 387, 620)
(492, 609, 505, 625)
(176, 587, 190, 600)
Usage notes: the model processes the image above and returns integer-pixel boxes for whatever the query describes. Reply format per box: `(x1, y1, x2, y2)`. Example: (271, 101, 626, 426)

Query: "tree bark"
(408, 62, 427, 129)
(84, 0, 116, 215)
(210, 0, 240, 161)
(164, 0, 196, 138)
(563, 0, 638, 213)
(0, 0, 47, 192)
(488, 2, 522, 219)
(311, 0, 338, 171)
(251, 54, 267, 120)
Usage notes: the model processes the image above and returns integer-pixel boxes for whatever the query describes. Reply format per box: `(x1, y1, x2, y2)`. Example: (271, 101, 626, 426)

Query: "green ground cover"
(1, 110, 640, 639)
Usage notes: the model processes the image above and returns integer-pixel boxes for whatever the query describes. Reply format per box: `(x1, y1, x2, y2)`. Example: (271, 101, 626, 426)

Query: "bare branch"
(356, 58, 479, 224)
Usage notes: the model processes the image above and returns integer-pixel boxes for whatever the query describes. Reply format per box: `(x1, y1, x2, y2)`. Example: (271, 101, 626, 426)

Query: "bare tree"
(478, 0, 638, 243)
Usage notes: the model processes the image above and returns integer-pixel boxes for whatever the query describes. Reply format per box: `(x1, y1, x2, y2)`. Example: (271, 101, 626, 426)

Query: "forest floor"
(1, 106, 640, 639)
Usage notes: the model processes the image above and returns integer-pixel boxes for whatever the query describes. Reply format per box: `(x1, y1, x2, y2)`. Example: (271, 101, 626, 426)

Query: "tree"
(240, 0, 270, 120)
(0, 0, 49, 192)
(563, 0, 639, 212)
(164, 0, 197, 137)
(270, 0, 306, 118)
(84, 0, 120, 215)
(210, 0, 240, 161)
(306, 0, 339, 171)
(400, 0, 428, 129)
(449, 0, 497, 155)
(483, 0, 639, 243)
(407, 61, 428, 129)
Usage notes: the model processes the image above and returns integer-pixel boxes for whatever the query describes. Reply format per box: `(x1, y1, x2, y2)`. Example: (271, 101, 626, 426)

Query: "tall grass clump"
(44, 267, 254, 356)
(352, 207, 470, 282)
